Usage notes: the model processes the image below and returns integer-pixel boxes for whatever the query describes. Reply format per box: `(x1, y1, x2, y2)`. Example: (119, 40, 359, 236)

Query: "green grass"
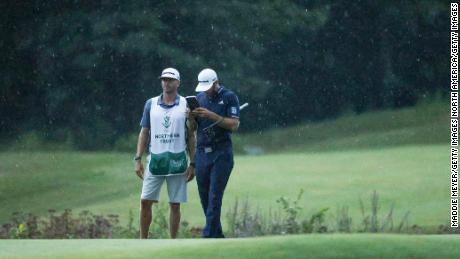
(0, 144, 449, 229)
(234, 98, 448, 153)
(1, 234, 460, 258)
(0, 100, 450, 230)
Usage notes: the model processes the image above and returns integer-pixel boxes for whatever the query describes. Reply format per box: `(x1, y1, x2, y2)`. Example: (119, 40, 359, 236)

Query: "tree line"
(0, 0, 448, 149)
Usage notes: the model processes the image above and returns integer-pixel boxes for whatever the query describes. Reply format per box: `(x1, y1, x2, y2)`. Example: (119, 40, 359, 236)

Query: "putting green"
(0, 234, 459, 258)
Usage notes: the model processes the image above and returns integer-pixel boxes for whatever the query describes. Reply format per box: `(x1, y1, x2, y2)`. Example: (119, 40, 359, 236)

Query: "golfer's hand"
(192, 108, 217, 120)
(185, 166, 195, 182)
(135, 161, 144, 180)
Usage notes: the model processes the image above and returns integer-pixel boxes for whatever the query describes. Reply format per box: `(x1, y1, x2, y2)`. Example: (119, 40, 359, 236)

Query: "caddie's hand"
(185, 165, 195, 182)
(186, 108, 195, 119)
(192, 107, 216, 120)
(135, 160, 144, 180)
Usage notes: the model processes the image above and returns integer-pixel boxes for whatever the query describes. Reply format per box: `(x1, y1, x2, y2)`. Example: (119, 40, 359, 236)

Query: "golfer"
(134, 67, 196, 239)
(190, 68, 240, 238)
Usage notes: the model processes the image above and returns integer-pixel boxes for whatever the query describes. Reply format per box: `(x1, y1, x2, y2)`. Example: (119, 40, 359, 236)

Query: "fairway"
(1, 234, 459, 258)
(0, 144, 449, 230)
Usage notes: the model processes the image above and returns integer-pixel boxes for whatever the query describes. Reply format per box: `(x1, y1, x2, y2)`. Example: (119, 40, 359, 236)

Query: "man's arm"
(212, 114, 240, 131)
(186, 117, 197, 159)
(192, 91, 240, 131)
(134, 127, 150, 180)
(192, 109, 240, 131)
(136, 127, 150, 157)
(185, 114, 197, 182)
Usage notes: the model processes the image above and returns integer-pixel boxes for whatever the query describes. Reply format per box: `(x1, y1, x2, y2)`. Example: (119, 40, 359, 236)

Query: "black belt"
(197, 141, 231, 153)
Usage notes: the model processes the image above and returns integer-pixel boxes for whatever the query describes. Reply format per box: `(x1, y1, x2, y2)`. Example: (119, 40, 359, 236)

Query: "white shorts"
(141, 166, 188, 203)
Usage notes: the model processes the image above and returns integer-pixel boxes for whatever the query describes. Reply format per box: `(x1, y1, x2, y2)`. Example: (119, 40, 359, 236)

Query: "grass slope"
(234, 99, 447, 153)
(0, 100, 449, 229)
(0, 144, 449, 229)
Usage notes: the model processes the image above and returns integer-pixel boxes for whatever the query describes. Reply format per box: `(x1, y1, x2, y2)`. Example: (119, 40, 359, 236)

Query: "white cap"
(159, 67, 180, 81)
(195, 68, 218, 92)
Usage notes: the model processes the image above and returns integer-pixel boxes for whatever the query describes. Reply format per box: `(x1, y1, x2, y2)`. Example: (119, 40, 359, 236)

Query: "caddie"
(134, 67, 196, 239)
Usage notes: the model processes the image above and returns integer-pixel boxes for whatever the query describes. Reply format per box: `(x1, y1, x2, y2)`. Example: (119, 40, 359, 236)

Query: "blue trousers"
(195, 147, 234, 238)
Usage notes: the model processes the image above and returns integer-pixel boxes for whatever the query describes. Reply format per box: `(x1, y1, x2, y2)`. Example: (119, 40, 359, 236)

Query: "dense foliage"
(1, 0, 448, 149)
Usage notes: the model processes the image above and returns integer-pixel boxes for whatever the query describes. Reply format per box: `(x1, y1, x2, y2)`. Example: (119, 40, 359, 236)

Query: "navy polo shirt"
(196, 86, 240, 148)
(140, 94, 180, 129)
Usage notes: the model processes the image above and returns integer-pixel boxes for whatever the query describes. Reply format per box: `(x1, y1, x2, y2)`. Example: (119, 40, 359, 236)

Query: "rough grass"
(0, 100, 449, 230)
(0, 144, 449, 230)
(233, 98, 447, 153)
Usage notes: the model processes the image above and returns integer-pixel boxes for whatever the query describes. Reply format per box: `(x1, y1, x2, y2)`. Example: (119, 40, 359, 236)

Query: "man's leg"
(140, 199, 157, 239)
(140, 172, 164, 239)
(195, 152, 211, 214)
(166, 173, 187, 239)
(205, 149, 234, 238)
(196, 171, 211, 215)
(195, 152, 212, 236)
(169, 202, 180, 238)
